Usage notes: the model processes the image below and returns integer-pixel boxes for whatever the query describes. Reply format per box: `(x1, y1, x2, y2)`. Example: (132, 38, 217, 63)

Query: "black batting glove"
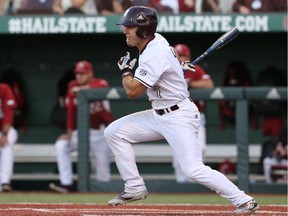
(181, 61, 195, 72)
(117, 52, 137, 79)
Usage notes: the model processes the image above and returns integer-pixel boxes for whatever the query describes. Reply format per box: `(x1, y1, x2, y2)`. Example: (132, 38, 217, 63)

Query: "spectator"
(194, 0, 219, 13)
(49, 60, 114, 193)
(218, 0, 236, 13)
(13, 0, 54, 14)
(148, 0, 219, 14)
(173, 43, 214, 183)
(0, 0, 10, 15)
(179, 0, 219, 13)
(130, 0, 150, 6)
(263, 126, 287, 183)
(270, 0, 287, 12)
(148, 0, 177, 13)
(233, 0, 273, 14)
(95, 0, 131, 15)
(0, 83, 18, 192)
(219, 61, 252, 128)
(52, 0, 97, 15)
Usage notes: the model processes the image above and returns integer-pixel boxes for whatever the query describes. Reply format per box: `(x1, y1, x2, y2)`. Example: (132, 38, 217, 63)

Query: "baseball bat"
(191, 27, 240, 65)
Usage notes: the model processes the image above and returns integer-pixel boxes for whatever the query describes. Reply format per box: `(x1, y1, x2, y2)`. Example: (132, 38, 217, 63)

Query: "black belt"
(155, 105, 179, 115)
(155, 98, 193, 116)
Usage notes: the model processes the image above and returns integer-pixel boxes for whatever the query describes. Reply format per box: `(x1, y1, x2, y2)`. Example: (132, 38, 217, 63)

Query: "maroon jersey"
(0, 83, 17, 129)
(65, 78, 114, 130)
(184, 65, 211, 113)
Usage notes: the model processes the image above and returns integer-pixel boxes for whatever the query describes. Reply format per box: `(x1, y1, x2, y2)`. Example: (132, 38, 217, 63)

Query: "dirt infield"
(0, 204, 287, 216)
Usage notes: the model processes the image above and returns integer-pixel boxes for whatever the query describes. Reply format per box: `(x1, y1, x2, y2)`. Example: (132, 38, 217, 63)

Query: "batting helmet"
(117, 6, 158, 39)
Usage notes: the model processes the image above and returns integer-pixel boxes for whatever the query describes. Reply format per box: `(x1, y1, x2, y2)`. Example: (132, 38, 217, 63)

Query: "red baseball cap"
(74, 60, 93, 73)
(173, 44, 191, 56)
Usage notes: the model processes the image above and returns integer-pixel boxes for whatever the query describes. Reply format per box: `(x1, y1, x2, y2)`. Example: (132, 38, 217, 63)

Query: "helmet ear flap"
(137, 28, 148, 38)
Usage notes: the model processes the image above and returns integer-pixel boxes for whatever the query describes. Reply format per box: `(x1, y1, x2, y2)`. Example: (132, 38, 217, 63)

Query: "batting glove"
(118, 52, 137, 78)
(181, 61, 195, 72)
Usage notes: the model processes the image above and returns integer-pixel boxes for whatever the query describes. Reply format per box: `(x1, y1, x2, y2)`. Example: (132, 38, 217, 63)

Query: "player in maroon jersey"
(0, 83, 18, 192)
(49, 60, 114, 193)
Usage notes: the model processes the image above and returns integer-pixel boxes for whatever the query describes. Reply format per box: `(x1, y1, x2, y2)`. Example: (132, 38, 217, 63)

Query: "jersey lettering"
(153, 85, 162, 98)
(169, 46, 178, 58)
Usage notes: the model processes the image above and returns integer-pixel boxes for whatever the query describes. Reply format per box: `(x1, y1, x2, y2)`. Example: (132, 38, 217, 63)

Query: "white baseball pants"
(55, 127, 111, 185)
(173, 112, 207, 182)
(105, 98, 253, 207)
(0, 127, 18, 185)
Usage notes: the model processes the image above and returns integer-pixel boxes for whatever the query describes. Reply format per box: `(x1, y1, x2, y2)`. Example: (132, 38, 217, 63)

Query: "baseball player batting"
(104, 5, 259, 214)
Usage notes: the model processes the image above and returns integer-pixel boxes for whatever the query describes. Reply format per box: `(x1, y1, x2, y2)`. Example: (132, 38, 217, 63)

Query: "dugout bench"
(76, 87, 287, 193)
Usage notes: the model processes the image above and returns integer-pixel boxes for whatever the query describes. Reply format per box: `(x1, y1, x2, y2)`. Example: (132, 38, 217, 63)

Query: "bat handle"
(191, 52, 207, 65)
(191, 58, 200, 65)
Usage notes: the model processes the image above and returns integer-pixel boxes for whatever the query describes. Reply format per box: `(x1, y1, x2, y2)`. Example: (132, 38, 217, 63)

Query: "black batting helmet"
(117, 6, 158, 39)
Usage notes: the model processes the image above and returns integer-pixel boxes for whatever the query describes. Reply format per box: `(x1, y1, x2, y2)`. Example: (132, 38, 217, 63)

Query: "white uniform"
(0, 128, 18, 187)
(105, 33, 253, 207)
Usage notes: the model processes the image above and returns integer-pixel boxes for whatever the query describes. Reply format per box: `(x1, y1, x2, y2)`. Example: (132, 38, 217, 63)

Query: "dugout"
(0, 13, 286, 144)
(0, 13, 287, 192)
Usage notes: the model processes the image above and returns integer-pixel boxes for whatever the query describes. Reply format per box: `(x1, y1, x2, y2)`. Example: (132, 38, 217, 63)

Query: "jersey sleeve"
(134, 51, 169, 88)
(65, 81, 77, 130)
(1, 84, 17, 126)
(89, 79, 109, 88)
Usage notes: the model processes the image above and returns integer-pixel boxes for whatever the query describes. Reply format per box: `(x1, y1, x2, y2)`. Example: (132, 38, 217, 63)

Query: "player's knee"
(182, 164, 207, 179)
(104, 124, 115, 140)
(55, 139, 68, 153)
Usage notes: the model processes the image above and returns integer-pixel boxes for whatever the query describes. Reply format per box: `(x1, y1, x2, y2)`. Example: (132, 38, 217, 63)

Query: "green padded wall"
(0, 32, 286, 143)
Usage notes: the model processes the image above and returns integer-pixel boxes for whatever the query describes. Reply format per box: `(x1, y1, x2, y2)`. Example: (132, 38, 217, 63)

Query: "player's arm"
(118, 52, 147, 99)
(189, 78, 214, 89)
(0, 85, 16, 146)
(122, 76, 147, 99)
(64, 85, 76, 140)
(187, 66, 214, 89)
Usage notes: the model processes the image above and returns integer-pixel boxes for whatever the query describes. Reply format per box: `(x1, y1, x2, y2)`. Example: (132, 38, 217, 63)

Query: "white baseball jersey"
(134, 33, 189, 109)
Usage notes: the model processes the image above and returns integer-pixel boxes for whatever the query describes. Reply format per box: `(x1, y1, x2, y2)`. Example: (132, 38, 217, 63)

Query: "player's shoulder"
(90, 78, 109, 88)
(195, 65, 207, 74)
(142, 34, 170, 60)
(0, 83, 13, 94)
(0, 83, 11, 89)
(67, 80, 77, 88)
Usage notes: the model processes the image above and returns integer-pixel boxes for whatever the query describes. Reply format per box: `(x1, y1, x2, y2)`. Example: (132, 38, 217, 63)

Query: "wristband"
(122, 71, 133, 79)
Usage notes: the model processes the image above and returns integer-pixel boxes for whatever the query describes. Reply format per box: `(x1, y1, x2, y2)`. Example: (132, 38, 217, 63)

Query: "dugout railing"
(77, 87, 287, 193)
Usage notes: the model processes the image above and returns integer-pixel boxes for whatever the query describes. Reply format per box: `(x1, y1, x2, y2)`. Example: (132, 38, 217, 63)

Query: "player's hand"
(0, 135, 8, 147)
(117, 52, 137, 72)
(181, 61, 195, 72)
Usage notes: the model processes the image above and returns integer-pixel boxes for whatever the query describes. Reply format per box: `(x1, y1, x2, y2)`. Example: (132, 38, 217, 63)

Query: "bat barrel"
(191, 27, 239, 65)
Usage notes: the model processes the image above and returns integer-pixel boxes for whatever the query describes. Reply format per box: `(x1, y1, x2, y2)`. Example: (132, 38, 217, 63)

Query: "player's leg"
(263, 156, 277, 183)
(90, 127, 111, 182)
(161, 101, 256, 209)
(104, 109, 162, 205)
(173, 112, 207, 183)
(199, 112, 207, 160)
(52, 131, 77, 190)
(0, 127, 18, 192)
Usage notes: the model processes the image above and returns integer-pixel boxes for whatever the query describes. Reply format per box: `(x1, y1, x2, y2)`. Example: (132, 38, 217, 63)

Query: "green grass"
(0, 193, 287, 205)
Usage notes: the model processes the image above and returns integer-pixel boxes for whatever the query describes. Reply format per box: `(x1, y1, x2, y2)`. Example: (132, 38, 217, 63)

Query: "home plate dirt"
(0, 204, 287, 216)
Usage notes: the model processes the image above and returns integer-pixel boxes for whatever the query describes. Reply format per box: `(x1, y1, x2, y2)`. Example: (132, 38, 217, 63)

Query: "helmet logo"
(137, 14, 147, 24)
(123, 9, 129, 18)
